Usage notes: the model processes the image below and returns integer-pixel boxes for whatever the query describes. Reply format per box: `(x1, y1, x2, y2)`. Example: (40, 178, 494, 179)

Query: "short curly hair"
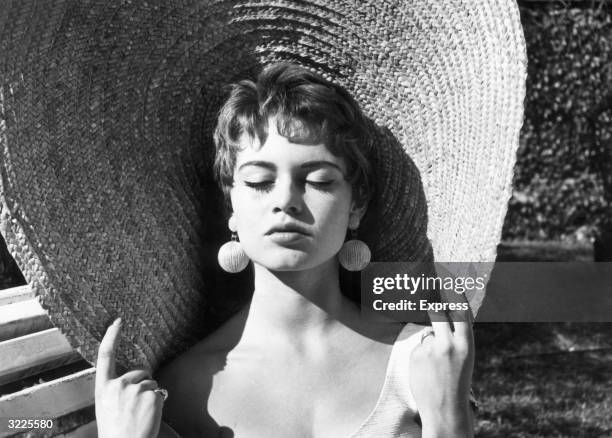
(213, 63, 374, 209)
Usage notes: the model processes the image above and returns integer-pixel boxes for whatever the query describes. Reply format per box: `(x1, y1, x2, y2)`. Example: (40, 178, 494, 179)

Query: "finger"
(447, 289, 474, 325)
(151, 393, 165, 437)
(438, 285, 472, 323)
(419, 328, 436, 346)
(429, 316, 452, 342)
(136, 379, 159, 392)
(95, 318, 122, 387)
(119, 369, 152, 385)
(451, 321, 475, 349)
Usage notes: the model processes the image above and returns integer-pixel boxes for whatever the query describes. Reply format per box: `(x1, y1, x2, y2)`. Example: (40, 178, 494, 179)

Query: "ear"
(228, 215, 237, 232)
(348, 202, 367, 230)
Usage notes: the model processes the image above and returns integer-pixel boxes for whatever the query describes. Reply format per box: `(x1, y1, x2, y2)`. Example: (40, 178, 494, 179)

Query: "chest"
(201, 343, 395, 438)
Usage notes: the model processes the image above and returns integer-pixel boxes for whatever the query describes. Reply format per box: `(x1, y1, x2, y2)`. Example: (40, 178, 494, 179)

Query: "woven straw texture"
(0, 0, 526, 371)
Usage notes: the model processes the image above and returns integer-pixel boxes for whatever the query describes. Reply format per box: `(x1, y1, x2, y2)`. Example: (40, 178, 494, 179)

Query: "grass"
(473, 323, 612, 437)
(474, 241, 611, 437)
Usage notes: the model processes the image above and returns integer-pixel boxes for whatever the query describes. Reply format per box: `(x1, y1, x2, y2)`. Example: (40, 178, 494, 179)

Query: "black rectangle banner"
(360, 262, 612, 322)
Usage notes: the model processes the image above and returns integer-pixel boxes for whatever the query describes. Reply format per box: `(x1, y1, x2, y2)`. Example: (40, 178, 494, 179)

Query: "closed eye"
(244, 181, 274, 192)
(306, 180, 334, 188)
(244, 180, 334, 191)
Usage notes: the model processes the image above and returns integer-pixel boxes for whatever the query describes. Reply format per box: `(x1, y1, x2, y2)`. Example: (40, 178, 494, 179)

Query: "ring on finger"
(420, 328, 435, 344)
(153, 388, 169, 401)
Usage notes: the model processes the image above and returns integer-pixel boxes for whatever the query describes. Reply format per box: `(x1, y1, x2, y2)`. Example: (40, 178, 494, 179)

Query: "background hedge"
(503, 0, 612, 242)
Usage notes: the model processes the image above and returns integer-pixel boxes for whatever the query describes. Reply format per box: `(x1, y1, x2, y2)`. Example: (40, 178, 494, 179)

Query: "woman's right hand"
(409, 304, 475, 438)
(95, 318, 164, 438)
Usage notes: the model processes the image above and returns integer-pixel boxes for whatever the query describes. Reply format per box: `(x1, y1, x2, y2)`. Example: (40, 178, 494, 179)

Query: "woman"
(95, 63, 475, 438)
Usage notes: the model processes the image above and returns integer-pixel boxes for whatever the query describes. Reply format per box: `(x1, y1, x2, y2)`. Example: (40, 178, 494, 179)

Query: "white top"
(161, 324, 477, 437)
(350, 324, 427, 437)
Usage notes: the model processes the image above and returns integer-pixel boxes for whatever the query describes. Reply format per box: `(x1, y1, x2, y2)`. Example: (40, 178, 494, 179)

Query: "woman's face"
(229, 118, 362, 271)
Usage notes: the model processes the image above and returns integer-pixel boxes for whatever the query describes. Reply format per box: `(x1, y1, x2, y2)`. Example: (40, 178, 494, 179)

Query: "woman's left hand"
(409, 306, 475, 438)
(95, 319, 164, 438)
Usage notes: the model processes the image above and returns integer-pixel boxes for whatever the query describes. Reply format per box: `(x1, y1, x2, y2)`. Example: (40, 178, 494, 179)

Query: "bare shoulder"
(156, 312, 246, 437)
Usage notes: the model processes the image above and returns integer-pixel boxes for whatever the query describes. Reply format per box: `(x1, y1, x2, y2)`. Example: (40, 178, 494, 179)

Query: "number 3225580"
(7, 419, 54, 429)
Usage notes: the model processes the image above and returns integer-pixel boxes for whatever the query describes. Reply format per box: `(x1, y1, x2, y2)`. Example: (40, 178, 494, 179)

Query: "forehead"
(235, 121, 346, 172)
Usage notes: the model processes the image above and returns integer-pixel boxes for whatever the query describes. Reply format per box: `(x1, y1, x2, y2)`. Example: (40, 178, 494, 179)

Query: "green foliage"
(503, 1, 612, 242)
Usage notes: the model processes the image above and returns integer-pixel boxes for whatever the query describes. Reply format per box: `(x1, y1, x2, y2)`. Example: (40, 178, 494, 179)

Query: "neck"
(241, 259, 355, 341)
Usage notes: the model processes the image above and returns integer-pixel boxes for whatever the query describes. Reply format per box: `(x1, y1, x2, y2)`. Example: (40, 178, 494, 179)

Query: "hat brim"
(0, 0, 526, 370)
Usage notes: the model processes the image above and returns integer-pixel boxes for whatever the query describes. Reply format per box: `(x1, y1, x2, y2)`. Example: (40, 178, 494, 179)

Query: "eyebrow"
(237, 161, 276, 171)
(237, 160, 344, 172)
(299, 161, 344, 172)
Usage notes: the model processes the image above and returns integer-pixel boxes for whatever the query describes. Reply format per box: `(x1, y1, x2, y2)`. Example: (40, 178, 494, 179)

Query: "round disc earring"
(217, 216, 250, 273)
(338, 227, 371, 271)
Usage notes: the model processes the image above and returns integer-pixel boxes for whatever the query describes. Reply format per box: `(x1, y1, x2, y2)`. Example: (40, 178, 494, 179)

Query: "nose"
(272, 176, 303, 215)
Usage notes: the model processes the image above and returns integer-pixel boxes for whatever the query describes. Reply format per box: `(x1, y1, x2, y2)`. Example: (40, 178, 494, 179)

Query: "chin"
(259, 255, 313, 271)
(252, 248, 330, 272)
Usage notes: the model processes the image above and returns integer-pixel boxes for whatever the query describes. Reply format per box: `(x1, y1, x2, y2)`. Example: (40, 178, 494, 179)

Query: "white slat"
(0, 298, 52, 342)
(0, 328, 76, 385)
(0, 285, 34, 306)
(0, 368, 95, 419)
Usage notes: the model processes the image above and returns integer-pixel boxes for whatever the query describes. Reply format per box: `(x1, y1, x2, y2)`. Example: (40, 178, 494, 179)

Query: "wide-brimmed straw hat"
(0, 0, 526, 371)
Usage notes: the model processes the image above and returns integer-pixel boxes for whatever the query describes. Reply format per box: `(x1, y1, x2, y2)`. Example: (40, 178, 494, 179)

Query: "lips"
(265, 223, 311, 236)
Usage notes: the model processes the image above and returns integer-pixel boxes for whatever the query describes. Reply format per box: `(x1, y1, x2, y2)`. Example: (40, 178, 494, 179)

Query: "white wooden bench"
(0, 285, 97, 437)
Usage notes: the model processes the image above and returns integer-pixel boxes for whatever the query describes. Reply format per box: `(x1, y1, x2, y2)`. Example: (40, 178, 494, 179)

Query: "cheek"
(229, 189, 260, 231)
(325, 200, 351, 229)
(310, 191, 352, 239)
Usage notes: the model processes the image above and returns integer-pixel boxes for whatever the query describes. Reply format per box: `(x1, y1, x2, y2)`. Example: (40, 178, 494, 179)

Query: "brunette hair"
(213, 63, 373, 208)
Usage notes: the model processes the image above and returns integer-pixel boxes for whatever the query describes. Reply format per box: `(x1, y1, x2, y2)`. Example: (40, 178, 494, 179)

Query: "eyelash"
(244, 181, 273, 192)
(244, 180, 334, 192)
